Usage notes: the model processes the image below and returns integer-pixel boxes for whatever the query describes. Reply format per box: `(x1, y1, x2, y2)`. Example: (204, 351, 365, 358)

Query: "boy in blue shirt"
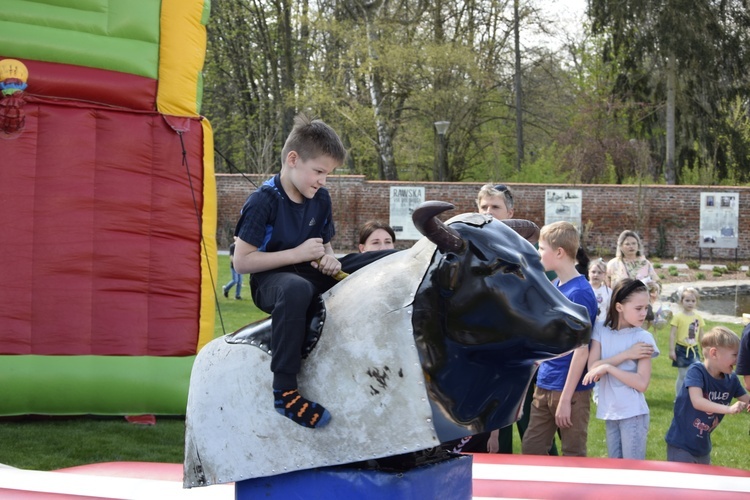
(233, 114, 347, 429)
(665, 326, 749, 464)
(736, 322, 750, 390)
(521, 221, 597, 456)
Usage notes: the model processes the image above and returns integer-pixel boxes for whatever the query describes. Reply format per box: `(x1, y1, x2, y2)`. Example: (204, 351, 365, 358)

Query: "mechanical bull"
(184, 201, 591, 487)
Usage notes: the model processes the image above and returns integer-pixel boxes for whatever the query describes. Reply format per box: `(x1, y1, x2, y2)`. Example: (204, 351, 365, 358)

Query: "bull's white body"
(184, 239, 439, 487)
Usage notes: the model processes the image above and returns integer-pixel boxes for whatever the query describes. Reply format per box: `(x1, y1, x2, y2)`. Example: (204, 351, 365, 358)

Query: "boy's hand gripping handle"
(316, 258, 348, 281)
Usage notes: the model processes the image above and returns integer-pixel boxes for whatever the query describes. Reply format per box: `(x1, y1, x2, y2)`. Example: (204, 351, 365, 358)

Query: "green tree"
(203, 0, 320, 174)
(589, 0, 750, 184)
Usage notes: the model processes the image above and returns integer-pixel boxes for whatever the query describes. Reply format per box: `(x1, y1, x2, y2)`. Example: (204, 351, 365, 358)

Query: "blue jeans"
(605, 414, 649, 459)
(223, 268, 243, 298)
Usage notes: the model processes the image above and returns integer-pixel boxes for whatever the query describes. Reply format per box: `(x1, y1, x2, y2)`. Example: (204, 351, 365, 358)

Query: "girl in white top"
(588, 259, 612, 322)
(583, 278, 660, 459)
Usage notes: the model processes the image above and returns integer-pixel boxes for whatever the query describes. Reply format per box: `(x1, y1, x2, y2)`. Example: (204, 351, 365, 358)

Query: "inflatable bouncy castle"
(0, 0, 215, 415)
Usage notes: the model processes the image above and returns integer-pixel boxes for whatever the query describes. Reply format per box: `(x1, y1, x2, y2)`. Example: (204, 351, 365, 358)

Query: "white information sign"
(389, 186, 425, 240)
(544, 189, 582, 230)
(699, 192, 739, 249)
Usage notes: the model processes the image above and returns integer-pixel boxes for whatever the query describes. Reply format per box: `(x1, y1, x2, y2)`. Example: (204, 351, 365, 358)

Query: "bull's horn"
(412, 201, 465, 253)
(501, 219, 540, 244)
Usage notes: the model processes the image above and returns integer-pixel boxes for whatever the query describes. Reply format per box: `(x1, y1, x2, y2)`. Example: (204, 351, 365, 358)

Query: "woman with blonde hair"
(606, 230, 659, 288)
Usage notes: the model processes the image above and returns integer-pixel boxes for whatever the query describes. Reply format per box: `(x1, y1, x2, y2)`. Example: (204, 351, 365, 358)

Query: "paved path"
(666, 262, 749, 272)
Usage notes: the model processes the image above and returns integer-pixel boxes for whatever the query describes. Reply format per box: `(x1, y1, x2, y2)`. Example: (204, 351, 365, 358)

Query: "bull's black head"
(411, 201, 590, 441)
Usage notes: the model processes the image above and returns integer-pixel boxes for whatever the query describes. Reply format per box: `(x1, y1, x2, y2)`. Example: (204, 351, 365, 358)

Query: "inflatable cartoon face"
(184, 201, 590, 486)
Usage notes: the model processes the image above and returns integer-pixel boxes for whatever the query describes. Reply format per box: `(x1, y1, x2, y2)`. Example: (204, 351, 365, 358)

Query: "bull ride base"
(235, 452, 472, 499)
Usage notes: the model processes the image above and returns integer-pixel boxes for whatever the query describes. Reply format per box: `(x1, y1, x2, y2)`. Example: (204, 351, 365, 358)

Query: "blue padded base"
(235, 454, 472, 500)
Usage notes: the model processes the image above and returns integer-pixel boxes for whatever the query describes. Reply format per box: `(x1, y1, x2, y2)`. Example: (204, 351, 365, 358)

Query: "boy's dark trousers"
(250, 251, 397, 390)
(250, 265, 337, 390)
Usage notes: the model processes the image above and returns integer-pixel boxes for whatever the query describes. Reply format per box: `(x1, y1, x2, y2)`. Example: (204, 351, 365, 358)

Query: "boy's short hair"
(476, 183, 514, 211)
(281, 113, 347, 165)
(701, 326, 740, 353)
(358, 220, 396, 245)
(540, 221, 579, 259)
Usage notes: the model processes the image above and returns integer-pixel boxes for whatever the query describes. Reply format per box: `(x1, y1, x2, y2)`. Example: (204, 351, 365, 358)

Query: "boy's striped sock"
(273, 389, 331, 429)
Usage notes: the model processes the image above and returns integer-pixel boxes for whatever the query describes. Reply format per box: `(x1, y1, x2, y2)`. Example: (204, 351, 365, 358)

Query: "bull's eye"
(496, 263, 525, 279)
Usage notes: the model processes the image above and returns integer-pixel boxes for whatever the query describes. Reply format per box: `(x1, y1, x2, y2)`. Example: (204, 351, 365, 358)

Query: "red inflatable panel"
(0, 97, 204, 356)
(0, 56, 157, 111)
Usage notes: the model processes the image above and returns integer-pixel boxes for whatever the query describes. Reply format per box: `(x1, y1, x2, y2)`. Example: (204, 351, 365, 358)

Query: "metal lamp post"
(434, 120, 450, 182)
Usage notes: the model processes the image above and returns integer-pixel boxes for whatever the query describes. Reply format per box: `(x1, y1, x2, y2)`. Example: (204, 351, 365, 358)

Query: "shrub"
(686, 260, 700, 270)
(594, 246, 609, 258)
(669, 268, 679, 277)
(725, 262, 741, 272)
(653, 262, 662, 269)
(659, 273, 666, 280)
(712, 266, 726, 275)
(713, 270, 723, 277)
(696, 272, 706, 280)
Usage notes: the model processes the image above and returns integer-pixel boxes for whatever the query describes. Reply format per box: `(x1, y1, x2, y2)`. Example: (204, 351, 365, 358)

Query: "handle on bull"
(317, 258, 349, 281)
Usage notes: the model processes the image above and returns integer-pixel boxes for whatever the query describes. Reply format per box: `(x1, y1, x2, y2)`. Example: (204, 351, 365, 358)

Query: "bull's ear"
(412, 200, 465, 253)
(501, 219, 540, 244)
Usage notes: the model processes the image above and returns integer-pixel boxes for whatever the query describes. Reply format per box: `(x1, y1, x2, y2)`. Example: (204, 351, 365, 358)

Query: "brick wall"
(217, 174, 750, 261)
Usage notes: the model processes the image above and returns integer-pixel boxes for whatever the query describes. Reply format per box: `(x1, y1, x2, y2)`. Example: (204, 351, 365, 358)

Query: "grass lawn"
(0, 255, 748, 471)
(211, 254, 268, 336)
